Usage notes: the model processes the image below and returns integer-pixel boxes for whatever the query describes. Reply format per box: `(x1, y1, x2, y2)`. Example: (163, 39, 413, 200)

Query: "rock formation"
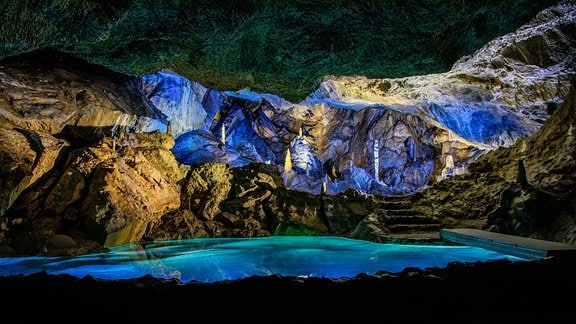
(0, 3, 574, 257)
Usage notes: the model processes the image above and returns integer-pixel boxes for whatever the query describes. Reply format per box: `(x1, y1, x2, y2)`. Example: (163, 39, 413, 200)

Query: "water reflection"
(0, 236, 528, 283)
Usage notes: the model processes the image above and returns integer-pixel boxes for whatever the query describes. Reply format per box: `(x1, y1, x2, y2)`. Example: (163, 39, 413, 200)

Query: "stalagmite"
(221, 124, 226, 144)
(440, 154, 455, 180)
(445, 154, 454, 169)
(284, 148, 292, 172)
(374, 140, 379, 181)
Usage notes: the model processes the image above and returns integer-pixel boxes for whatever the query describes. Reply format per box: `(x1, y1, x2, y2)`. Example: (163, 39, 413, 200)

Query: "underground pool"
(0, 235, 530, 283)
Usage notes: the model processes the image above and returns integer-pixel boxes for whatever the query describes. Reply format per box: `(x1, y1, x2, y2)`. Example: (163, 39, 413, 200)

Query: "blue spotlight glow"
(0, 236, 529, 283)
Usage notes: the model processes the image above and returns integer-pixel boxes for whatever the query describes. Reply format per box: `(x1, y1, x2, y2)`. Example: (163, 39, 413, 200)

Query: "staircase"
(377, 195, 441, 236)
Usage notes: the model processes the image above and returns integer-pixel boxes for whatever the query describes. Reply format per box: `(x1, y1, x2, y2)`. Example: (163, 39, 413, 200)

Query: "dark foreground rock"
(1, 257, 573, 323)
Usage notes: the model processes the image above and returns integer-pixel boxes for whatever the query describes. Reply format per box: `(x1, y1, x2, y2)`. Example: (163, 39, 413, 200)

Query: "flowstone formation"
(0, 3, 574, 255)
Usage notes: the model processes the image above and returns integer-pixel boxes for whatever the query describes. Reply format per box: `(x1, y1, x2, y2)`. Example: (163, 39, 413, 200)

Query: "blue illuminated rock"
(125, 4, 576, 197)
(0, 3, 574, 253)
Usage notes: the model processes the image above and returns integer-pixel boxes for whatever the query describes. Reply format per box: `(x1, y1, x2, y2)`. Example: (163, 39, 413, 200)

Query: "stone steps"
(387, 223, 441, 233)
(378, 200, 411, 209)
(384, 209, 418, 216)
(377, 195, 440, 235)
(384, 214, 438, 224)
(378, 197, 411, 211)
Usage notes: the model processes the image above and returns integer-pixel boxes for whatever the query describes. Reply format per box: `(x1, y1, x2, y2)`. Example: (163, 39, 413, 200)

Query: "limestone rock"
(0, 3, 574, 255)
(412, 76, 576, 245)
(181, 162, 232, 221)
(0, 124, 68, 218)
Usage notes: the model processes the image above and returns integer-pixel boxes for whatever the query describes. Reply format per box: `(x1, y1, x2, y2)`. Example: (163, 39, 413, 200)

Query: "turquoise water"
(0, 236, 528, 283)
